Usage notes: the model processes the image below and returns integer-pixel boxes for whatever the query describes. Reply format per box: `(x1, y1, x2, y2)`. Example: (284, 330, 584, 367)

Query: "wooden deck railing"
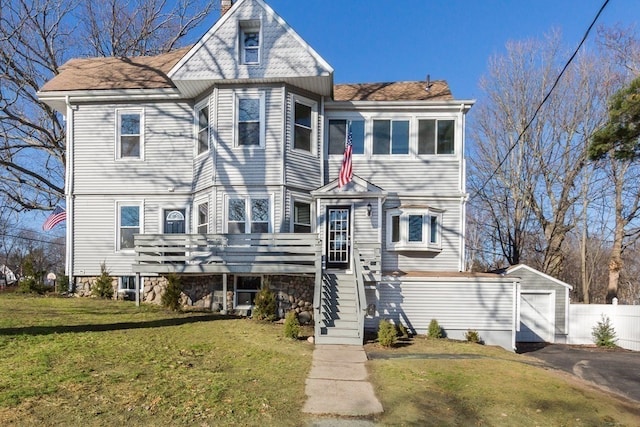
(132, 233, 322, 275)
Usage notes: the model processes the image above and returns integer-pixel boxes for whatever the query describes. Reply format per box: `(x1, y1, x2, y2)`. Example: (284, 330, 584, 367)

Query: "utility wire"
(471, 0, 611, 200)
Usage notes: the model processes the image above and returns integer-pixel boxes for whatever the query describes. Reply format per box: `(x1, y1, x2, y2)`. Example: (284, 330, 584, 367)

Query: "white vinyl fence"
(568, 303, 640, 351)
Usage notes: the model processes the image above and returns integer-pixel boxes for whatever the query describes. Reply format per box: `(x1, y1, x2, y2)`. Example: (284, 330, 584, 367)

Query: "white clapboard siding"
(366, 277, 518, 351)
(325, 157, 462, 195)
(568, 304, 640, 351)
(170, 1, 332, 82)
(284, 91, 322, 189)
(381, 199, 462, 272)
(73, 102, 194, 195)
(73, 195, 193, 276)
(214, 87, 283, 186)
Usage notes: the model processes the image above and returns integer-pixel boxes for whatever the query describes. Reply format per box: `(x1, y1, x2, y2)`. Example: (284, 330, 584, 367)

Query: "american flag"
(338, 121, 353, 188)
(42, 207, 66, 231)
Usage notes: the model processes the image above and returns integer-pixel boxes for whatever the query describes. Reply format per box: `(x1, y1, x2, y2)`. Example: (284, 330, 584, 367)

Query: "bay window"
(387, 208, 442, 251)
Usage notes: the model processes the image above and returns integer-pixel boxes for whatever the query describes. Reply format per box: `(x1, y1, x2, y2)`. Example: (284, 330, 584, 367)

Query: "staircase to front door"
(316, 272, 363, 345)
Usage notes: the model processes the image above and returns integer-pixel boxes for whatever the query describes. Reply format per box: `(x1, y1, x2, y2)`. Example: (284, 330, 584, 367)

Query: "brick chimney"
(221, 0, 233, 15)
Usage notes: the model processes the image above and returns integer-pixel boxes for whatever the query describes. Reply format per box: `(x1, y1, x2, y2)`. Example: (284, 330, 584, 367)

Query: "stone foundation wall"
(74, 276, 118, 298)
(73, 274, 315, 322)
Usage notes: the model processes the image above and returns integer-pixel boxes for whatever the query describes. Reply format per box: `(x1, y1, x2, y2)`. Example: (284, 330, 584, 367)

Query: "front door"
(326, 206, 351, 269)
(164, 209, 186, 234)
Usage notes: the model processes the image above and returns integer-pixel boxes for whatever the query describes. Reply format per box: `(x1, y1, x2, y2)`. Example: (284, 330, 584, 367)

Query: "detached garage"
(503, 264, 572, 344)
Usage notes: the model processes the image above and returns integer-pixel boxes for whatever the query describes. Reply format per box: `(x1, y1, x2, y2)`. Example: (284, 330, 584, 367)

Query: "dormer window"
(240, 21, 260, 64)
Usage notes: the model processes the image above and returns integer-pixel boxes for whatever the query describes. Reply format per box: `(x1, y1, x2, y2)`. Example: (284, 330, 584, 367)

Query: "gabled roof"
(334, 81, 452, 102)
(40, 47, 191, 92)
(311, 175, 387, 199)
(503, 264, 573, 290)
(168, 0, 334, 97)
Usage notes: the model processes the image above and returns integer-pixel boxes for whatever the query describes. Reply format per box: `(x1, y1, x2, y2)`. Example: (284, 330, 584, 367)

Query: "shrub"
(592, 314, 618, 348)
(428, 319, 443, 339)
(397, 322, 410, 339)
(378, 319, 397, 347)
(252, 286, 276, 321)
(92, 263, 114, 299)
(283, 311, 300, 339)
(465, 329, 483, 344)
(161, 273, 182, 311)
(18, 257, 46, 294)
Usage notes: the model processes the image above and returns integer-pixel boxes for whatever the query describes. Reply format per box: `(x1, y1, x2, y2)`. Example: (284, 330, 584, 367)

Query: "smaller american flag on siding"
(42, 207, 66, 231)
(338, 121, 353, 188)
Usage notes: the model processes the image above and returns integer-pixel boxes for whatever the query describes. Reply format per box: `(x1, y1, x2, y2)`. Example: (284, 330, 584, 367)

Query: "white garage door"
(518, 292, 554, 343)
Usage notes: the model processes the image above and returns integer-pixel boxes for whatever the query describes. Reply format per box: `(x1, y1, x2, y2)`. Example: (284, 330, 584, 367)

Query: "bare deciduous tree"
(0, 0, 217, 212)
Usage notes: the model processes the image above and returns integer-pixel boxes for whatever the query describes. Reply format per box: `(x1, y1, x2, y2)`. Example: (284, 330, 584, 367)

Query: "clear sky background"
(265, 0, 640, 99)
(29, 0, 640, 234)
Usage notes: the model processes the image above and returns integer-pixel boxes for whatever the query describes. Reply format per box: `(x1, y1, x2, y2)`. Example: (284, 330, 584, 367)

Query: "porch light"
(367, 203, 372, 217)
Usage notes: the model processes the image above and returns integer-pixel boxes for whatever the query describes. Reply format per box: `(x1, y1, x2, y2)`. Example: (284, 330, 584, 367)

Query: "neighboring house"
(38, 0, 519, 348)
(0, 265, 17, 287)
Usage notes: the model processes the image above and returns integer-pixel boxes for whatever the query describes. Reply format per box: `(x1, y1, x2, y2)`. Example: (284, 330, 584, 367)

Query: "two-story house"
(38, 0, 519, 349)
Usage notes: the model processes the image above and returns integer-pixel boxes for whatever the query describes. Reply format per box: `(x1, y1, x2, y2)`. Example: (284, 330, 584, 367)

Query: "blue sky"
(266, 0, 640, 99)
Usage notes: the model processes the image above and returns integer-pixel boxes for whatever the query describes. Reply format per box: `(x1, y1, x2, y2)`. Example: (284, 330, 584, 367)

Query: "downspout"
(459, 104, 467, 272)
(65, 95, 74, 292)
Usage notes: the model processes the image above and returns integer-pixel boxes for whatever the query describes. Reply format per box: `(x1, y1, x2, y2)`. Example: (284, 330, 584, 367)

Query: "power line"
(471, 0, 611, 200)
(0, 232, 65, 246)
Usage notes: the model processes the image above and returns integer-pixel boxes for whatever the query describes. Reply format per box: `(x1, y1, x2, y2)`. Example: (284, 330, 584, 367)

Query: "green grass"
(366, 336, 640, 426)
(1, 293, 639, 426)
(0, 293, 313, 426)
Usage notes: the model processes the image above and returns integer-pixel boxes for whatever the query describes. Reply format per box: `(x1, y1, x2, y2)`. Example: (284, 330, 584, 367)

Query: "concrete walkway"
(303, 345, 383, 417)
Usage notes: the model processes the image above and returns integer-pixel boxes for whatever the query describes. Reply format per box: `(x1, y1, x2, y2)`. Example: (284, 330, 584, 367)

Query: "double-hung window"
(196, 102, 209, 155)
(236, 93, 264, 147)
(373, 119, 409, 155)
(387, 208, 442, 251)
(240, 21, 260, 65)
(196, 202, 209, 234)
(227, 196, 270, 233)
(328, 119, 365, 155)
(418, 119, 455, 155)
(117, 204, 141, 251)
(293, 98, 317, 153)
(293, 201, 312, 233)
(116, 109, 143, 159)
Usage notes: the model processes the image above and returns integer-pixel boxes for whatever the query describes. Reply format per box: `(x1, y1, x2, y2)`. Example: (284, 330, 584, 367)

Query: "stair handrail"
(353, 244, 367, 344)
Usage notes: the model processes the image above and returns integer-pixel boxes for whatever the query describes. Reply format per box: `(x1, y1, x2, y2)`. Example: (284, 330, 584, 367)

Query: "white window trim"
(239, 20, 261, 65)
(195, 99, 210, 157)
(118, 276, 139, 295)
(224, 193, 273, 234)
(115, 108, 145, 161)
(291, 195, 313, 233)
(386, 208, 442, 252)
(234, 275, 263, 309)
(116, 201, 144, 253)
(291, 94, 318, 156)
(371, 118, 411, 156)
(194, 198, 209, 234)
(325, 113, 459, 159)
(234, 91, 266, 148)
(416, 117, 457, 156)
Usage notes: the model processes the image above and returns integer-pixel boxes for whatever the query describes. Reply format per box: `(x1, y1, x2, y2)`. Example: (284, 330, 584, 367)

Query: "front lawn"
(1, 293, 638, 426)
(0, 293, 313, 426)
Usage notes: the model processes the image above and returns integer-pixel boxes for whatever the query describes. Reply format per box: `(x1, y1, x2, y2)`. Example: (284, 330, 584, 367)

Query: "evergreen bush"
(161, 273, 182, 311)
(92, 263, 114, 299)
(283, 310, 300, 339)
(18, 257, 46, 294)
(378, 319, 397, 347)
(465, 329, 483, 344)
(592, 314, 618, 348)
(428, 319, 443, 339)
(252, 286, 276, 321)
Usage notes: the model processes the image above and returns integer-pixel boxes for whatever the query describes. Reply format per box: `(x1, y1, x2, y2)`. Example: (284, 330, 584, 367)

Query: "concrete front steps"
(316, 272, 363, 345)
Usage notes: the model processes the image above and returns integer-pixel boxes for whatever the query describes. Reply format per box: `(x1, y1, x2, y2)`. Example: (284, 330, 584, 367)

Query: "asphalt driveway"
(525, 344, 640, 402)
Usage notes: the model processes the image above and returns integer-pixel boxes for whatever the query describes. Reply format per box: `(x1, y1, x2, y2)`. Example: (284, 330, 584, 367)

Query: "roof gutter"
(325, 99, 475, 111)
